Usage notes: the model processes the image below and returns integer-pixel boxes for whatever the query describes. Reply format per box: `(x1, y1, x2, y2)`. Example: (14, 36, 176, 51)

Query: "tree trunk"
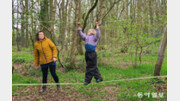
(154, 25, 167, 76)
(133, 0, 141, 68)
(49, 0, 57, 40)
(149, 0, 154, 36)
(97, 0, 106, 50)
(39, 0, 50, 38)
(65, 0, 72, 60)
(121, 0, 129, 53)
(70, 0, 79, 68)
(76, 0, 83, 55)
(20, 0, 25, 47)
(60, 0, 68, 60)
(25, 0, 29, 47)
(12, 0, 16, 46)
(16, 1, 21, 51)
(30, 0, 35, 49)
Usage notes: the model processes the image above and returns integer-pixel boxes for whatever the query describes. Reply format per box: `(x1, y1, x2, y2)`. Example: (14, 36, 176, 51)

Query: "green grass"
(12, 46, 33, 52)
(12, 46, 167, 100)
(44, 60, 166, 100)
(12, 52, 34, 64)
(12, 74, 39, 92)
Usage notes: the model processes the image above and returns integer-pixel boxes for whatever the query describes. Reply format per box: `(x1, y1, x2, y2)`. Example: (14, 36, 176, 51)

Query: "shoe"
(57, 84, 60, 90)
(42, 85, 47, 93)
(96, 79, 103, 83)
(84, 82, 89, 85)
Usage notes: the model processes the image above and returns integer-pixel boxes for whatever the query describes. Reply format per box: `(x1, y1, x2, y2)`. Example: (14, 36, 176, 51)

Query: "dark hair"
(36, 31, 45, 41)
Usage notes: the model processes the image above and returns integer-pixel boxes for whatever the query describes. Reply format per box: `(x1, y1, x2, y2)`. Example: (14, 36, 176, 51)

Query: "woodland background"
(12, 0, 167, 100)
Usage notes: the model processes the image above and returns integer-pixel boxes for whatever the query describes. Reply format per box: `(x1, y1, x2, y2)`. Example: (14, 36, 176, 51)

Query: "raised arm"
(94, 22, 101, 41)
(77, 22, 86, 41)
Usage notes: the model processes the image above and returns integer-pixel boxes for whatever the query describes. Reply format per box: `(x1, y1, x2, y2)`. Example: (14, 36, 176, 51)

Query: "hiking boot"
(57, 84, 60, 90)
(42, 85, 47, 93)
(84, 82, 89, 85)
(96, 79, 103, 83)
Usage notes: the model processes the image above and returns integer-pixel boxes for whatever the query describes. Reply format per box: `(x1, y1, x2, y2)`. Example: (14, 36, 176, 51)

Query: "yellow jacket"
(34, 37, 57, 66)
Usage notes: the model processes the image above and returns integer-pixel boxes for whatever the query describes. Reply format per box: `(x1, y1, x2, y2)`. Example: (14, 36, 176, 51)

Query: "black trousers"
(41, 64, 59, 84)
(85, 51, 103, 83)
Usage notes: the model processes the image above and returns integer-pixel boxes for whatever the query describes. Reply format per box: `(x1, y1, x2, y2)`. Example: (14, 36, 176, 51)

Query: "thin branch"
(82, 0, 98, 31)
(100, 0, 122, 24)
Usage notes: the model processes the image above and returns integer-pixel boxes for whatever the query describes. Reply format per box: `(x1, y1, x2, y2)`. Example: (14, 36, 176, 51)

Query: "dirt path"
(12, 86, 87, 101)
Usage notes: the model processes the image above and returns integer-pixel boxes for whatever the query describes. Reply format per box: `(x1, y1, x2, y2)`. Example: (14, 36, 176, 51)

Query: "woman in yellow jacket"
(34, 31, 60, 92)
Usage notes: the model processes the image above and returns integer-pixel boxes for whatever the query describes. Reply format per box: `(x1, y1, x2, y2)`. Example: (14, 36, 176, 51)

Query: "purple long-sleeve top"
(78, 28, 101, 52)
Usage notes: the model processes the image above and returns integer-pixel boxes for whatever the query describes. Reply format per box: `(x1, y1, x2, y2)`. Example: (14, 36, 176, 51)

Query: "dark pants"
(41, 64, 59, 84)
(85, 51, 103, 83)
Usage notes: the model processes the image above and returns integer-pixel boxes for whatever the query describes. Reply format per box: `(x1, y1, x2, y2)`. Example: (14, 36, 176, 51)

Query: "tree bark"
(76, 0, 83, 55)
(149, 0, 154, 36)
(39, 0, 50, 38)
(49, 0, 57, 40)
(12, 0, 16, 46)
(16, 1, 21, 51)
(69, 0, 79, 68)
(60, 0, 69, 59)
(20, 0, 25, 47)
(96, 0, 106, 49)
(25, 0, 29, 47)
(154, 25, 167, 76)
(121, 0, 129, 53)
(29, 0, 35, 49)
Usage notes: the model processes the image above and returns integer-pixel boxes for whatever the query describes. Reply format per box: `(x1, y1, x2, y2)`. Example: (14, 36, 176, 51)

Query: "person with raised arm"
(77, 22, 103, 85)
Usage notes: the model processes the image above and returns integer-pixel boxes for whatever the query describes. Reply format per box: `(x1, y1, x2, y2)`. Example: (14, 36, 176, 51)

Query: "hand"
(35, 66, 38, 70)
(53, 58, 57, 62)
(95, 22, 99, 28)
(77, 22, 81, 29)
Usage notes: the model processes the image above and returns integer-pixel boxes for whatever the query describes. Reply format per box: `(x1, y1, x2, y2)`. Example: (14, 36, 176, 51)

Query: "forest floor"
(12, 47, 167, 101)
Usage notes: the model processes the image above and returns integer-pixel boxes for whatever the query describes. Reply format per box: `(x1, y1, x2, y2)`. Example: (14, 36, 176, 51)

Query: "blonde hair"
(88, 29, 96, 35)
